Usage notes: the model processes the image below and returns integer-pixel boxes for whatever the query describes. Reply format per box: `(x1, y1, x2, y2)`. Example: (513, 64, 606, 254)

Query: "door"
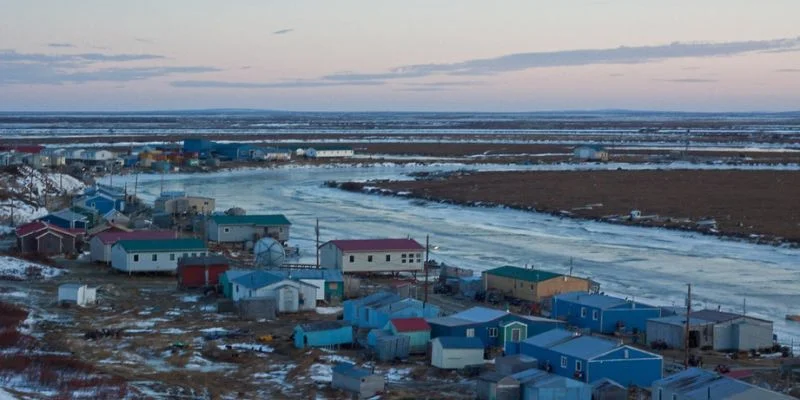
(281, 287, 295, 312)
(512, 328, 522, 342)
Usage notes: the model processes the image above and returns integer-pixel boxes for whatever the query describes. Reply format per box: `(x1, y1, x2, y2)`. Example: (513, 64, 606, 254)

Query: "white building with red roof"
(320, 238, 425, 273)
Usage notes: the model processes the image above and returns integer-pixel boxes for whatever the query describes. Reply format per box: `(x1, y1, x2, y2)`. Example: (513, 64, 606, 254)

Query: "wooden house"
(15, 221, 80, 256)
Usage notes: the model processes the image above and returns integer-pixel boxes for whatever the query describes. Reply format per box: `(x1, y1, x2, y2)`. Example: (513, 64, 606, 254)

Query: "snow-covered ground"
(0, 256, 63, 280)
(0, 387, 18, 400)
(116, 165, 800, 343)
(0, 166, 85, 230)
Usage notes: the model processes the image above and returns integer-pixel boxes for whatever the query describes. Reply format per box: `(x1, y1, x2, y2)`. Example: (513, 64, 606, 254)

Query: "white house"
(263, 148, 292, 161)
(82, 149, 116, 161)
(230, 270, 317, 312)
(320, 238, 425, 273)
(573, 145, 609, 162)
(65, 149, 86, 160)
(431, 336, 485, 369)
(305, 146, 354, 158)
(58, 283, 97, 306)
(90, 230, 177, 263)
(110, 238, 208, 273)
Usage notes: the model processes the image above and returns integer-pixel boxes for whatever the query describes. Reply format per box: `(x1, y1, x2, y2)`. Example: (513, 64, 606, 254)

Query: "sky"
(1, 0, 799, 112)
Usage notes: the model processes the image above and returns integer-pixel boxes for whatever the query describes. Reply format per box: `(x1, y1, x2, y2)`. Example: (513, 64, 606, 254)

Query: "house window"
(488, 327, 498, 338)
(466, 328, 475, 337)
(402, 259, 406, 264)
(386, 254, 391, 262)
(401, 253, 407, 259)
(200, 252, 206, 256)
(133, 254, 139, 262)
(223, 227, 230, 233)
(170, 254, 175, 261)
(581, 307, 587, 318)
(416, 253, 422, 258)
(349, 255, 355, 263)
(592, 310, 599, 320)
(575, 360, 582, 372)
(191, 253, 197, 257)
(183, 253, 189, 258)
(560, 356, 567, 368)
(367, 255, 373, 262)
(152, 254, 157, 261)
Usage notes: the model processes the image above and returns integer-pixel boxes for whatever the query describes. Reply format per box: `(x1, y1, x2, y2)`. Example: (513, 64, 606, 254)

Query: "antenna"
(569, 257, 574, 276)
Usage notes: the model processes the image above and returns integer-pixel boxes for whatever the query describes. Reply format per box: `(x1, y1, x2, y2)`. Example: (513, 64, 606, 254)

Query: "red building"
(177, 254, 230, 289)
(0, 145, 44, 154)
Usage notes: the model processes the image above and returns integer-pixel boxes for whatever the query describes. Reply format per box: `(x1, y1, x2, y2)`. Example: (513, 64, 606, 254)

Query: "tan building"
(482, 265, 591, 302)
(159, 196, 215, 215)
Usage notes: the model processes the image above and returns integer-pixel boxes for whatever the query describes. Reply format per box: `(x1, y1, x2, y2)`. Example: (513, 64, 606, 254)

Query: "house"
(86, 221, 131, 237)
(177, 255, 230, 288)
(305, 146, 354, 158)
(38, 209, 90, 230)
(263, 148, 292, 161)
(58, 283, 97, 307)
(552, 292, 661, 335)
(23, 154, 50, 169)
(294, 320, 354, 349)
(430, 336, 485, 369)
(651, 367, 795, 400)
(513, 368, 593, 400)
(65, 149, 85, 160)
(230, 270, 317, 312)
(319, 238, 425, 273)
(110, 238, 208, 273)
(102, 209, 130, 226)
(0, 152, 23, 166)
(0, 145, 44, 154)
(154, 191, 186, 211)
(494, 354, 539, 375)
(219, 269, 252, 298)
(266, 268, 344, 303)
(483, 265, 594, 303)
(15, 221, 80, 256)
(89, 230, 177, 263)
(385, 317, 431, 354)
(213, 143, 263, 160)
(162, 196, 216, 215)
(344, 292, 400, 325)
(81, 150, 116, 163)
(75, 188, 126, 215)
(459, 276, 482, 299)
(476, 371, 521, 400)
(331, 362, 385, 399)
(687, 309, 774, 351)
(183, 139, 215, 156)
(646, 315, 715, 350)
(343, 292, 439, 329)
(206, 214, 291, 244)
(592, 378, 627, 400)
(427, 306, 565, 351)
(573, 145, 609, 162)
(520, 329, 663, 388)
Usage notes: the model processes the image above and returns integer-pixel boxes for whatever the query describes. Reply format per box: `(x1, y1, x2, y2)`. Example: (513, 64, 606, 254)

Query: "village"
(0, 140, 799, 399)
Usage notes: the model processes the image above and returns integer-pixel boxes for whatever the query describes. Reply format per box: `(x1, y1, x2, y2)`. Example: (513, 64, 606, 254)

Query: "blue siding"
(38, 215, 87, 230)
(552, 297, 660, 334)
(82, 196, 117, 215)
(600, 308, 660, 335)
(294, 326, 353, 349)
(587, 358, 662, 388)
(522, 383, 592, 400)
(183, 139, 214, 155)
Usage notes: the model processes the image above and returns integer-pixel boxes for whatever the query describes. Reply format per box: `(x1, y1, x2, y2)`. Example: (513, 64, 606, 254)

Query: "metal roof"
(298, 320, 351, 333)
(510, 368, 582, 388)
(654, 368, 795, 400)
(232, 270, 286, 290)
(484, 266, 563, 283)
(649, 315, 712, 328)
(426, 316, 473, 328)
(115, 238, 206, 253)
(178, 255, 229, 267)
(555, 292, 658, 310)
(326, 238, 424, 252)
(688, 309, 767, 324)
(50, 209, 89, 222)
(266, 268, 344, 282)
(389, 317, 431, 332)
(210, 214, 291, 226)
(222, 269, 252, 281)
(332, 362, 372, 379)
(96, 230, 176, 245)
(449, 307, 508, 323)
(434, 336, 484, 350)
(522, 329, 576, 348)
(549, 335, 619, 360)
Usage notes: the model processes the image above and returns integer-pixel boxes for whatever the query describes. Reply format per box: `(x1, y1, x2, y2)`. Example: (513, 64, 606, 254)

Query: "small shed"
(374, 334, 410, 361)
(495, 354, 538, 375)
(58, 283, 97, 307)
(177, 255, 230, 289)
(573, 145, 609, 162)
(367, 328, 390, 348)
(431, 336, 485, 369)
(385, 317, 431, 354)
(591, 378, 627, 400)
(236, 296, 277, 320)
(294, 320, 353, 349)
(514, 368, 592, 400)
(477, 371, 521, 400)
(331, 362, 385, 399)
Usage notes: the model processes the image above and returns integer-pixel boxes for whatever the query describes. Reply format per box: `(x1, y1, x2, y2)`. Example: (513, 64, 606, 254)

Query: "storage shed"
(15, 221, 79, 256)
(431, 336, 485, 369)
(374, 334, 410, 361)
(495, 354, 539, 375)
(294, 321, 354, 349)
(385, 317, 431, 354)
(689, 309, 774, 351)
(513, 368, 592, 400)
(591, 378, 627, 400)
(58, 283, 97, 307)
(237, 296, 277, 320)
(206, 214, 291, 244)
(476, 371, 520, 400)
(231, 270, 317, 312)
(267, 268, 345, 303)
(483, 266, 592, 302)
(220, 269, 251, 298)
(646, 315, 714, 350)
(331, 362, 384, 399)
(177, 254, 230, 288)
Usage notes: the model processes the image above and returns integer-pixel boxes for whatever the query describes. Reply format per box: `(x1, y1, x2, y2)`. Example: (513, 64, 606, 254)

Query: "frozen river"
(118, 165, 800, 343)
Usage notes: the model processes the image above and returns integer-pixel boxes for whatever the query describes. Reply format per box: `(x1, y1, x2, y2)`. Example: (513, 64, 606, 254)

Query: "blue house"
(344, 292, 401, 327)
(428, 307, 565, 351)
(552, 292, 661, 335)
(512, 368, 592, 400)
(76, 194, 124, 215)
(38, 209, 89, 230)
(294, 320, 353, 349)
(213, 143, 263, 160)
(183, 139, 215, 157)
(84, 184, 126, 200)
(345, 293, 439, 329)
(520, 329, 662, 388)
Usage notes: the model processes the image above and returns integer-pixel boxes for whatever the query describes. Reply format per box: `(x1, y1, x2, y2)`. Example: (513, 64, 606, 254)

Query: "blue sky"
(1, 0, 799, 111)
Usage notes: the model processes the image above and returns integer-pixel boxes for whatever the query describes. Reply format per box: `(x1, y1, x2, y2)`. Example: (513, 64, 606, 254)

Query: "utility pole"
(743, 298, 747, 316)
(424, 234, 430, 307)
(684, 283, 691, 368)
(568, 257, 574, 276)
(315, 218, 320, 268)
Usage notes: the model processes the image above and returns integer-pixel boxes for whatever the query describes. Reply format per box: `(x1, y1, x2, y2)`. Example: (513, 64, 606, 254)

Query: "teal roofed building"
(206, 214, 291, 243)
(110, 238, 208, 273)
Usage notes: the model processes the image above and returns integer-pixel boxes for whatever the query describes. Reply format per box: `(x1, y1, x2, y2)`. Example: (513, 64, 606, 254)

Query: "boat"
(786, 315, 800, 322)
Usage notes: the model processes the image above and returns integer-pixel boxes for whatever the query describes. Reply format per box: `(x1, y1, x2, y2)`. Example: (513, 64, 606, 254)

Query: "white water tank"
(253, 237, 286, 268)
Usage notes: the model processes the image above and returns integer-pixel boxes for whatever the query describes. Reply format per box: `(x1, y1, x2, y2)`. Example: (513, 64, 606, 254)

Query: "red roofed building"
(386, 317, 432, 354)
(15, 221, 79, 256)
(89, 230, 177, 263)
(0, 145, 44, 154)
(320, 238, 425, 274)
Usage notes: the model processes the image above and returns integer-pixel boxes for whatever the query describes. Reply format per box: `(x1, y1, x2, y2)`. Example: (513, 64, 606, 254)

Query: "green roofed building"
(482, 265, 592, 302)
(110, 238, 208, 273)
(207, 214, 292, 244)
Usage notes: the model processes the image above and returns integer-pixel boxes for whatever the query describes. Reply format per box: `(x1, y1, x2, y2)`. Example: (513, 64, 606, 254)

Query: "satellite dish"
(253, 237, 286, 268)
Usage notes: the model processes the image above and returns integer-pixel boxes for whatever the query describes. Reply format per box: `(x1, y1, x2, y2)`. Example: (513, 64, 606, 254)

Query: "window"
(170, 254, 175, 261)
(592, 310, 599, 321)
(580, 307, 587, 318)
(488, 327, 498, 338)
(133, 254, 139, 262)
(624, 349, 630, 359)
(401, 253, 407, 259)
(349, 255, 355, 263)
(386, 254, 391, 262)
(200, 252, 206, 256)
(575, 360, 582, 372)
(191, 253, 197, 257)
(416, 253, 422, 258)
(152, 254, 157, 261)
(560, 356, 567, 368)
(466, 328, 475, 337)
(183, 253, 188, 258)
(402, 259, 406, 264)
(223, 227, 230, 233)
(367, 255, 373, 262)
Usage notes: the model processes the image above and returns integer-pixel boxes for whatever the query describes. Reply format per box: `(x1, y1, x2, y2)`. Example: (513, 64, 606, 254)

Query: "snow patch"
(0, 256, 63, 281)
(181, 295, 200, 303)
(316, 306, 342, 315)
